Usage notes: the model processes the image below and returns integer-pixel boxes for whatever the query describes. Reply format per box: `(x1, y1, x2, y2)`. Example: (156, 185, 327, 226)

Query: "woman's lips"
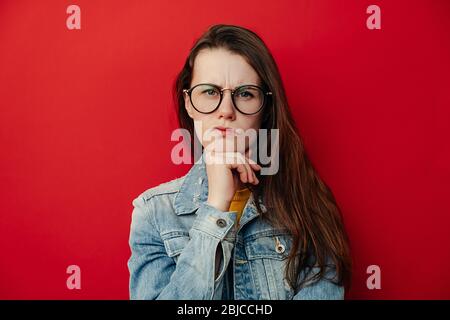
(214, 127, 235, 136)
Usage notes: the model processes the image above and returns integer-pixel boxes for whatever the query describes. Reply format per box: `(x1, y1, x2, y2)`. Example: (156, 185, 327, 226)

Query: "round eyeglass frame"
(183, 83, 272, 115)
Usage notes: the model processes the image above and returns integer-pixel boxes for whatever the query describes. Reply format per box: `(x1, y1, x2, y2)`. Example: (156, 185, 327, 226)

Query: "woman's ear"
(184, 92, 194, 119)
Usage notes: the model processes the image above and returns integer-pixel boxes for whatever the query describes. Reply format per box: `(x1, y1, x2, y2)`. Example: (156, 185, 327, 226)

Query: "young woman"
(128, 24, 352, 300)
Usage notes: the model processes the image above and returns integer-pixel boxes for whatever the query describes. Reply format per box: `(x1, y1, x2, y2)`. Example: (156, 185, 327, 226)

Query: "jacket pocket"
(161, 231, 190, 263)
(245, 232, 296, 299)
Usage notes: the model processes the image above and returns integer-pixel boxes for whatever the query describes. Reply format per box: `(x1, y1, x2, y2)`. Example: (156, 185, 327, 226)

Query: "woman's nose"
(216, 90, 236, 119)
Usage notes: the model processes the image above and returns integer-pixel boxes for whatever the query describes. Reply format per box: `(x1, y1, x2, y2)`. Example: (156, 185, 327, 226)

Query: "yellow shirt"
(228, 187, 251, 225)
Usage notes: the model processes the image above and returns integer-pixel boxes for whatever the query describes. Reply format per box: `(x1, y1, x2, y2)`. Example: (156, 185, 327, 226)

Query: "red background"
(0, 0, 449, 299)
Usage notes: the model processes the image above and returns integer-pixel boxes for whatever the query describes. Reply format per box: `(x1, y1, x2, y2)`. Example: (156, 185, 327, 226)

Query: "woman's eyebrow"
(201, 82, 259, 88)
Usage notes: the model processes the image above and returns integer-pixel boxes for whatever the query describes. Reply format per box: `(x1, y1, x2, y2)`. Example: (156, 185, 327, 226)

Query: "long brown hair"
(173, 24, 352, 291)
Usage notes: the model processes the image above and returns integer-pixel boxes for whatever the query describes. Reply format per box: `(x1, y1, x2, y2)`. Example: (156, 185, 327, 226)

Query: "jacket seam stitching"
(142, 196, 160, 234)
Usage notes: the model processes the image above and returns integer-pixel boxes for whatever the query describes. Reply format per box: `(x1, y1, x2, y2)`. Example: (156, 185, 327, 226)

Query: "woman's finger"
(231, 162, 249, 183)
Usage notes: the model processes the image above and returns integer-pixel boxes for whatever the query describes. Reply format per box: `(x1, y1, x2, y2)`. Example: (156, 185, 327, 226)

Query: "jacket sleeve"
(291, 266, 345, 300)
(127, 195, 236, 300)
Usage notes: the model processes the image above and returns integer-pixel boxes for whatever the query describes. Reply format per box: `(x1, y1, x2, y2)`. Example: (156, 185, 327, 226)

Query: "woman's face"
(184, 48, 264, 153)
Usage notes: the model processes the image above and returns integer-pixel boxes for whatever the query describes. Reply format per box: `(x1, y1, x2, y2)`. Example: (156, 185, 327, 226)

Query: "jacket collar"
(173, 152, 267, 224)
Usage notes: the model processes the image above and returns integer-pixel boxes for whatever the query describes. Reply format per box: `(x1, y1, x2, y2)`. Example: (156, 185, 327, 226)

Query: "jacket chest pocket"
(161, 231, 190, 263)
(245, 233, 296, 300)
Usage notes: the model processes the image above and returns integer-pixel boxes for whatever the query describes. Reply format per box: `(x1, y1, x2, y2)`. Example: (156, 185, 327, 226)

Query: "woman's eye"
(239, 91, 253, 98)
(203, 89, 217, 96)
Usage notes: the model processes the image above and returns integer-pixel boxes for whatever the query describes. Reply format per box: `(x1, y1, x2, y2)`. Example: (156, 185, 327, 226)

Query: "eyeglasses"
(183, 83, 272, 115)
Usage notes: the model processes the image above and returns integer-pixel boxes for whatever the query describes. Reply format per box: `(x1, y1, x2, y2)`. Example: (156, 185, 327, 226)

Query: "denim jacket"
(127, 155, 344, 300)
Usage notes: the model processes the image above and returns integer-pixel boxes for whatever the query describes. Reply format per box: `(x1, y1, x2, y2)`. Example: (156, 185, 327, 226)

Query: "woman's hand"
(204, 144, 261, 212)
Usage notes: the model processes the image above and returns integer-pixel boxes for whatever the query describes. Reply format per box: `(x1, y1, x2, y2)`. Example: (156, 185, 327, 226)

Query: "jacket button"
(275, 244, 286, 254)
(216, 218, 227, 228)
